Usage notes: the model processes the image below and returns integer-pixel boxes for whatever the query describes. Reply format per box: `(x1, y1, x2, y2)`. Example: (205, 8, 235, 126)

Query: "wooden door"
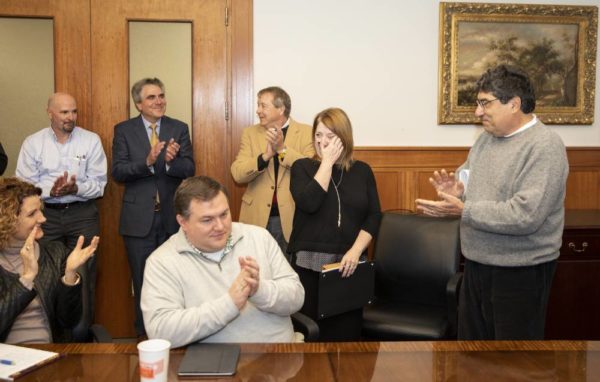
(92, 0, 227, 337)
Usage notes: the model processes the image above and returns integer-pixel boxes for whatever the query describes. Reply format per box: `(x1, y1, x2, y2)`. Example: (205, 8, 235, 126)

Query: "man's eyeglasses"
(476, 98, 499, 109)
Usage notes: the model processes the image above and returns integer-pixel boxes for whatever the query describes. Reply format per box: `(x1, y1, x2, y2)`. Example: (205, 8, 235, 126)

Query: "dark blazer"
(112, 115, 195, 237)
(0, 142, 7, 175)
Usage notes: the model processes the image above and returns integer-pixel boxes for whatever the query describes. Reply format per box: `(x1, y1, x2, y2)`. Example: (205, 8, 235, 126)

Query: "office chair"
(69, 264, 112, 343)
(281, 253, 320, 342)
(362, 212, 462, 340)
(291, 312, 319, 342)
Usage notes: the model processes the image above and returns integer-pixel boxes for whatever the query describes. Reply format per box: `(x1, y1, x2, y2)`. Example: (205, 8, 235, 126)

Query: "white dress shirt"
(16, 126, 107, 203)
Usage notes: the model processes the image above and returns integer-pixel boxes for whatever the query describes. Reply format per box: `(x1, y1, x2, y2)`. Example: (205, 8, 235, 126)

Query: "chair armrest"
(291, 312, 319, 342)
(445, 272, 463, 338)
(90, 324, 113, 343)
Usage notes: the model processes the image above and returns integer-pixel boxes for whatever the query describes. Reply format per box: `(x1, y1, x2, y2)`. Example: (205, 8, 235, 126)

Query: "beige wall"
(0, 17, 54, 176)
(254, 0, 600, 147)
(129, 21, 192, 129)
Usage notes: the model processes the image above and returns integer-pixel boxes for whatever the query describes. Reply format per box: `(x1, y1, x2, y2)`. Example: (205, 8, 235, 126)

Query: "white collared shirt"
(16, 127, 107, 202)
(504, 114, 538, 138)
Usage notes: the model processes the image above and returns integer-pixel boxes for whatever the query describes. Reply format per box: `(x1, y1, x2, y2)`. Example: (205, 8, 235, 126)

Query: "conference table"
(19, 341, 600, 381)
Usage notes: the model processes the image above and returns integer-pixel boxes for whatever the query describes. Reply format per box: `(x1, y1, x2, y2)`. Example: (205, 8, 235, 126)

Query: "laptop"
(177, 343, 240, 377)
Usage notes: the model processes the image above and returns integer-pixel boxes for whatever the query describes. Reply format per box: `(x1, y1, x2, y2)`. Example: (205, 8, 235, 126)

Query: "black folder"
(317, 261, 375, 319)
(177, 343, 240, 377)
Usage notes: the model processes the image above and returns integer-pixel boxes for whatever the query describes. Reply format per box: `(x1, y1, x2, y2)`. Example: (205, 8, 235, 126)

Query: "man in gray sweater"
(141, 176, 304, 347)
(416, 65, 568, 340)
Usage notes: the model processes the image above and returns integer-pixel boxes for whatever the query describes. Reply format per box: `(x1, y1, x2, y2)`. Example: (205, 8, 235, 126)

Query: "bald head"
(47, 92, 77, 138)
(47, 92, 76, 109)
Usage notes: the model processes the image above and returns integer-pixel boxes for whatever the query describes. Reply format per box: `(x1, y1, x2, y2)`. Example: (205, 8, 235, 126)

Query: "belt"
(44, 201, 85, 210)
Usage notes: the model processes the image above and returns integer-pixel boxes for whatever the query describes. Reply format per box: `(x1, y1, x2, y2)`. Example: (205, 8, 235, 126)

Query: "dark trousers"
(293, 263, 363, 342)
(40, 200, 99, 341)
(267, 215, 288, 255)
(458, 258, 557, 340)
(123, 211, 169, 336)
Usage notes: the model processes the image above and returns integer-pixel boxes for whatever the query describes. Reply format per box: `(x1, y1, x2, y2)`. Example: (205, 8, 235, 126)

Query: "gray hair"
(131, 78, 165, 104)
(257, 86, 291, 118)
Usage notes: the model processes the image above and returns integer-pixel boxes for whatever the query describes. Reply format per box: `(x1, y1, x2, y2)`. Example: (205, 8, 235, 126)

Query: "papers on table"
(0, 343, 61, 381)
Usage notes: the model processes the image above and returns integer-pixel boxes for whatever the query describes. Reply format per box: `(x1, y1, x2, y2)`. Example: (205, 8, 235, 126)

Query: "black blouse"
(288, 158, 381, 255)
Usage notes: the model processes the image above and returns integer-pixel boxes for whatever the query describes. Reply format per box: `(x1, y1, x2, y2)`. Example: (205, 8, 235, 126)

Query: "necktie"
(150, 123, 159, 146)
(149, 123, 160, 209)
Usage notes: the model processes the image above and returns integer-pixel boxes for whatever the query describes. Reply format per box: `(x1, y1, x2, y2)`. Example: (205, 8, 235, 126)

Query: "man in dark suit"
(112, 77, 195, 338)
(0, 142, 7, 175)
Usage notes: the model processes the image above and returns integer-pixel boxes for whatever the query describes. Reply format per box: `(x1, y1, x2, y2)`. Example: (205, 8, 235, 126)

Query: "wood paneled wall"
(351, 147, 600, 213)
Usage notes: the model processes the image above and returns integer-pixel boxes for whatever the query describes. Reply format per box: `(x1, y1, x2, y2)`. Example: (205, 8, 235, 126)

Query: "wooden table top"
(17, 341, 600, 381)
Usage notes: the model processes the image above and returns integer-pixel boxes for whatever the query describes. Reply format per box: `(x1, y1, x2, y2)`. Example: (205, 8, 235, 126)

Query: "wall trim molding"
(351, 147, 600, 211)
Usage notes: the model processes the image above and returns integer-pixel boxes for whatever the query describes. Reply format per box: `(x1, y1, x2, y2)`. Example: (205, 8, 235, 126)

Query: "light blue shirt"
(16, 126, 108, 203)
(141, 116, 161, 141)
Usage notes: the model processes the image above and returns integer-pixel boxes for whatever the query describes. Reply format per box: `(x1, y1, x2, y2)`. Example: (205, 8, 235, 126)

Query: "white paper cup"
(137, 339, 171, 382)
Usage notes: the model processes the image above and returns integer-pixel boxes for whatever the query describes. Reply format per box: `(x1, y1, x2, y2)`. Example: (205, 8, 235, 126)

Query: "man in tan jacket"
(231, 87, 314, 253)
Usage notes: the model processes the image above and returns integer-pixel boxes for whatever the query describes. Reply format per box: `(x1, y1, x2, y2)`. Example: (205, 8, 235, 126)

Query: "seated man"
(141, 176, 304, 347)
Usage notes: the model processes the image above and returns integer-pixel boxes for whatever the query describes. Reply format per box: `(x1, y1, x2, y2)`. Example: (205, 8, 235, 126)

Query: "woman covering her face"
(288, 108, 381, 341)
(0, 177, 99, 343)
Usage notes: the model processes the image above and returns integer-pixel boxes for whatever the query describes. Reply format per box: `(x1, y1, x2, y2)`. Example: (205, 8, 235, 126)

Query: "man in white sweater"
(416, 65, 568, 340)
(141, 176, 304, 347)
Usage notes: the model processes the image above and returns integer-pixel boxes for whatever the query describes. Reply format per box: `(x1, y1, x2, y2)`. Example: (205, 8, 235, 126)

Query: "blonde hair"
(312, 107, 354, 171)
(0, 178, 42, 251)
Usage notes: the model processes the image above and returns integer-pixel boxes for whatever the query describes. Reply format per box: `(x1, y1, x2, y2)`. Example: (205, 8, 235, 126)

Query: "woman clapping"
(0, 177, 99, 343)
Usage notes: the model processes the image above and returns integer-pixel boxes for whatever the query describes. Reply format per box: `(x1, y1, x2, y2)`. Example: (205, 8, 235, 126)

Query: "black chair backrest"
(70, 263, 92, 342)
(373, 212, 460, 306)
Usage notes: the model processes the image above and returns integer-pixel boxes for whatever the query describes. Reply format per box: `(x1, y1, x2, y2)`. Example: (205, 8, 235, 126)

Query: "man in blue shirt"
(16, 92, 108, 335)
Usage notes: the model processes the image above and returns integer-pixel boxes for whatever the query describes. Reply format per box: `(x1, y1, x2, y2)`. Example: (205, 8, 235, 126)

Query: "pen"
(0, 359, 15, 365)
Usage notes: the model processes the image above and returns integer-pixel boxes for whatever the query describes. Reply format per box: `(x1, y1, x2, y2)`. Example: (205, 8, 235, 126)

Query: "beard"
(62, 122, 75, 132)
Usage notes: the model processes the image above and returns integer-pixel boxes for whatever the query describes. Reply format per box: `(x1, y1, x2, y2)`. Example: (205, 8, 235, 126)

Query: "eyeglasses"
(476, 98, 499, 109)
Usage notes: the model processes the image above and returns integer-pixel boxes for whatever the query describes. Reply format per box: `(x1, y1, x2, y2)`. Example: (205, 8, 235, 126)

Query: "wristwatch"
(277, 147, 287, 161)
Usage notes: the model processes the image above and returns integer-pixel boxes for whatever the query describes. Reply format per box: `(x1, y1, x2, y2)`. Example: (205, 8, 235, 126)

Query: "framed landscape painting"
(438, 2, 597, 124)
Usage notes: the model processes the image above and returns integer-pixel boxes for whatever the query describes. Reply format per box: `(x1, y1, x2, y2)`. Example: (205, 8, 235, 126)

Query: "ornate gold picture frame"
(438, 2, 597, 124)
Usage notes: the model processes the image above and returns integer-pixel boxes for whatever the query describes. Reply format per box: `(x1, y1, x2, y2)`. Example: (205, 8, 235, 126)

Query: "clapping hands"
(415, 169, 465, 217)
(228, 256, 260, 310)
(50, 171, 77, 197)
(64, 235, 99, 284)
(429, 169, 464, 198)
(20, 226, 40, 283)
(263, 127, 285, 161)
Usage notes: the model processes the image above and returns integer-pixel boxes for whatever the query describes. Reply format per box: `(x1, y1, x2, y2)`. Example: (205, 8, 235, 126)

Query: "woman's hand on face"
(65, 235, 99, 282)
(320, 137, 344, 166)
(20, 226, 40, 281)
